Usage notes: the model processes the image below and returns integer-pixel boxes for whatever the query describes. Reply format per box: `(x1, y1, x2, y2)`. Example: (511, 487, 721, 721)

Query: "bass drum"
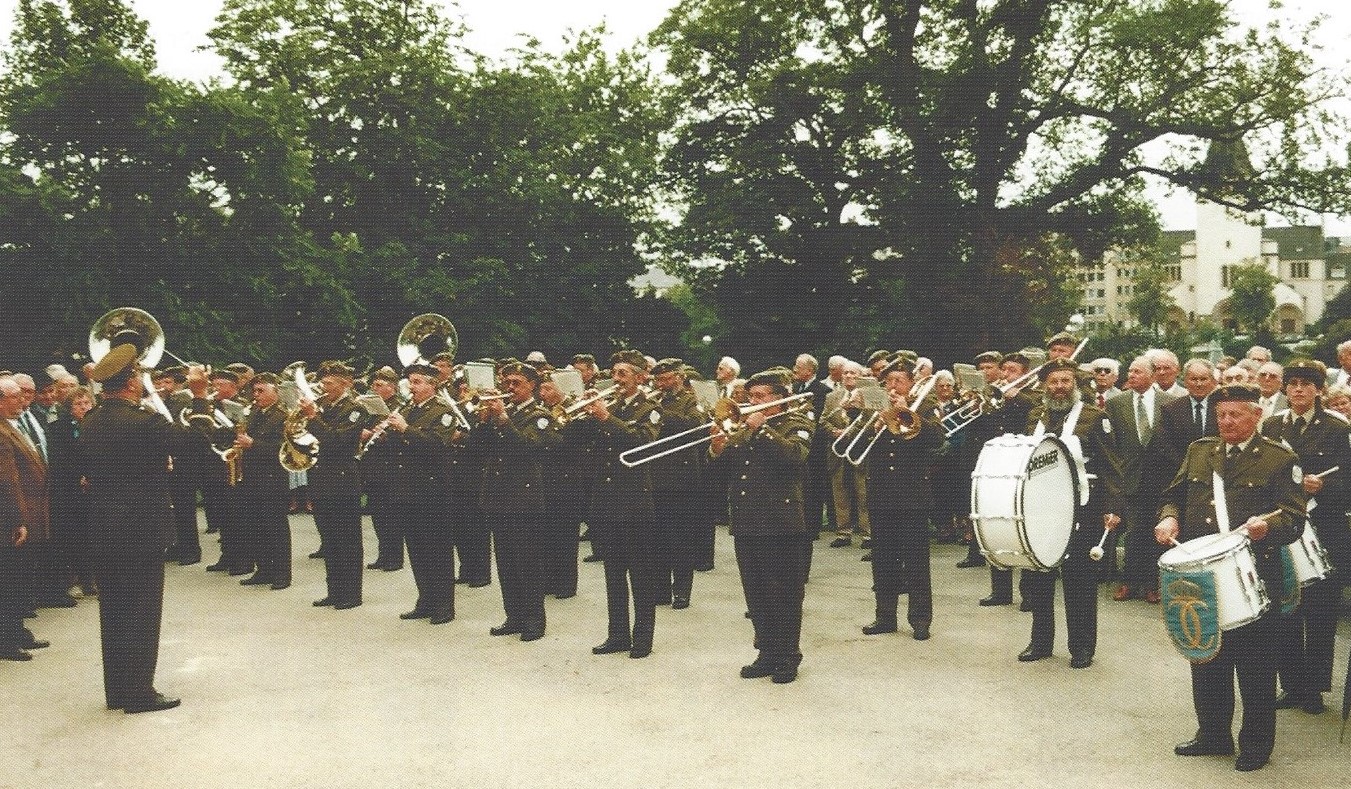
(970, 434, 1079, 571)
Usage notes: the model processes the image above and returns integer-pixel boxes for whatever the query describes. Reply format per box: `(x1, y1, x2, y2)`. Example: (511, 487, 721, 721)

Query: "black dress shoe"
(1173, 738, 1234, 756)
(308, 550, 325, 559)
(270, 581, 291, 590)
(592, 639, 631, 655)
(1017, 645, 1052, 662)
(312, 598, 334, 607)
(629, 644, 652, 659)
(467, 580, 491, 588)
(862, 620, 898, 635)
(582, 554, 603, 563)
(204, 526, 219, 534)
(41, 595, 78, 608)
(554, 591, 576, 600)
(672, 597, 690, 610)
(860, 552, 872, 561)
(178, 555, 201, 566)
(1018, 599, 1033, 612)
(740, 662, 776, 679)
(520, 625, 544, 642)
(239, 574, 272, 586)
(0, 648, 33, 661)
(123, 693, 180, 714)
(1302, 693, 1326, 714)
(771, 666, 797, 684)
(1235, 753, 1269, 772)
(1273, 691, 1299, 709)
(912, 625, 930, 641)
(205, 561, 228, 572)
(366, 561, 383, 570)
(400, 609, 431, 620)
(828, 537, 851, 548)
(228, 566, 253, 576)
(490, 621, 523, 636)
(23, 639, 50, 650)
(955, 557, 986, 568)
(979, 595, 1012, 607)
(333, 600, 362, 610)
(1069, 653, 1093, 669)
(429, 610, 454, 625)
(694, 563, 714, 572)
(381, 564, 403, 571)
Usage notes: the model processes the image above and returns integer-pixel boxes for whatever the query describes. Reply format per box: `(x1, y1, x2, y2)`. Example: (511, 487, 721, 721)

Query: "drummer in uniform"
(1259, 358, 1351, 716)
(1155, 383, 1306, 772)
(980, 352, 1040, 607)
(1017, 357, 1122, 668)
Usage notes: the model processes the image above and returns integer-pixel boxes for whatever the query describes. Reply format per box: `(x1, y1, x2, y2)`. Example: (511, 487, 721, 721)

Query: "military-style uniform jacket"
(1158, 435, 1307, 591)
(476, 397, 555, 516)
(81, 396, 211, 554)
(709, 410, 814, 537)
(384, 396, 455, 501)
(306, 392, 364, 500)
(240, 402, 288, 489)
(1262, 406, 1351, 569)
(648, 386, 705, 494)
(866, 396, 943, 513)
(539, 402, 584, 518)
(1026, 400, 1124, 525)
(567, 390, 658, 521)
(357, 395, 404, 491)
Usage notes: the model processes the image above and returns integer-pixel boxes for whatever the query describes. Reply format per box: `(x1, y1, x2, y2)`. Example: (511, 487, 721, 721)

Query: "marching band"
(2, 309, 1350, 771)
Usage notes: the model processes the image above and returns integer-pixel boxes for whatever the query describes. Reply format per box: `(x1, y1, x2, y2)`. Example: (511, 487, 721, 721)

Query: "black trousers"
(314, 494, 362, 604)
(1191, 613, 1278, 758)
(202, 475, 240, 565)
(1277, 574, 1340, 696)
(541, 514, 579, 596)
(594, 515, 659, 649)
(94, 550, 166, 706)
(868, 505, 932, 627)
(1023, 540, 1098, 658)
(366, 485, 405, 568)
(0, 547, 25, 649)
(488, 512, 545, 628)
(168, 472, 200, 561)
(248, 478, 291, 583)
(1121, 496, 1164, 588)
(655, 491, 698, 603)
(734, 534, 806, 669)
(402, 491, 456, 616)
(451, 501, 491, 585)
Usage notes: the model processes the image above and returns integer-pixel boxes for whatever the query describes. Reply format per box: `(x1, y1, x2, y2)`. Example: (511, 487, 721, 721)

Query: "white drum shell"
(1287, 521, 1333, 587)
(970, 434, 1078, 570)
(1159, 531, 1268, 631)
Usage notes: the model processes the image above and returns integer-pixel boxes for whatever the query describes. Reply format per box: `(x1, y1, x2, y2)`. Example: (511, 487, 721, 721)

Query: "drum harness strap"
(1032, 401, 1092, 506)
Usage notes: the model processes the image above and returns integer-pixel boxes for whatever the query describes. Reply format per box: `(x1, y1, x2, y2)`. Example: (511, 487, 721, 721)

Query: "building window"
(1164, 264, 1181, 281)
(1290, 260, 1310, 279)
(1222, 265, 1234, 288)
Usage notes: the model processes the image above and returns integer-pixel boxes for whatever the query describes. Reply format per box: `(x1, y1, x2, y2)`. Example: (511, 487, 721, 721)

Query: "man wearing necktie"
(1106, 356, 1174, 602)
(1156, 383, 1306, 772)
(1259, 359, 1351, 716)
(1255, 362, 1287, 419)
(0, 375, 51, 662)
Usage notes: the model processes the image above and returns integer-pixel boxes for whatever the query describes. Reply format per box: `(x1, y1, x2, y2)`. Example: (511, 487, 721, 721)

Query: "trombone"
(828, 387, 889, 459)
(942, 336, 1088, 437)
(845, 373, 939, 466)
(618, 392, 813, 468)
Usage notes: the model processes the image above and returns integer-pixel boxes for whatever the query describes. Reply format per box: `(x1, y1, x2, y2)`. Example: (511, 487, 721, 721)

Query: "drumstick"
(1309, 465, 1340, 480)
(1089, 528, 1111, 561)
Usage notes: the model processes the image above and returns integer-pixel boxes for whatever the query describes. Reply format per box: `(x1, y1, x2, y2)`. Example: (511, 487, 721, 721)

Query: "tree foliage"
(1124, 256, 1177, 332)
(1226, 262, 1279, 336)
(651, 0, 1351, 364)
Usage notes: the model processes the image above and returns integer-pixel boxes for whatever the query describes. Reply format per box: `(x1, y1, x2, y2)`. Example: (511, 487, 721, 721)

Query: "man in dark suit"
(1157, 359, 1220, 471)
(570, 350, 661, 658)
(475, 361, 553, 638)
(1261, 359, 1351, 716)
(710, 370, 814, 683)
(1018, 359, 1123, 668)
(647, 358, 707, 609)
(791, 353, 831, 535)
(234, 373, 292, 590)
(299, 361, 366, 610)
(1156, 384, 1306, 772)
(81, 343, 211, 712)
(0, 375, 50, 661)
(1106, 355, 1174, 601)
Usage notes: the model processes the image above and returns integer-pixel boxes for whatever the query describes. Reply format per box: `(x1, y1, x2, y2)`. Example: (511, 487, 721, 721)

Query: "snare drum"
(1285, 520, 1333, 587)
(970, 434, 1078, 570)
(1159, 531, 1268, 631)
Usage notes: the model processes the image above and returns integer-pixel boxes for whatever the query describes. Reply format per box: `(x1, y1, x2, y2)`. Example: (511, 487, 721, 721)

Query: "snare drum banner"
(1279, 547, 1302, 614)
(1160, 570, 1222, 664)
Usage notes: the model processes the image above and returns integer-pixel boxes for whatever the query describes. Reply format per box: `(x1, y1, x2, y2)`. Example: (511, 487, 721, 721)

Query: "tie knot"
(1228, 445, 1242, 459)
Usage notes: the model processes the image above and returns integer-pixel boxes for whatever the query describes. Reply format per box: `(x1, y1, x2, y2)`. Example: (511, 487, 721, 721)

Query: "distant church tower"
(1192, 138, 1264, 320)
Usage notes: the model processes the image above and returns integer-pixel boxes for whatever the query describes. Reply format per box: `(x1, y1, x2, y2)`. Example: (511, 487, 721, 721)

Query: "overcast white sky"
(1, 0, 1348, 233)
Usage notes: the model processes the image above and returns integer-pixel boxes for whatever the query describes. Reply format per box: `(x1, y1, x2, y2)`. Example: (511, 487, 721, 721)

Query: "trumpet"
(561, 388, 621, 420)
(943, 336, 1090, 437)
(618, 392, 813, 468)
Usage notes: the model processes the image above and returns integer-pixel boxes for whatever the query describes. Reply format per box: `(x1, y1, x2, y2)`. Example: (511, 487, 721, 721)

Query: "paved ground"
(3, 514, 1349, 789)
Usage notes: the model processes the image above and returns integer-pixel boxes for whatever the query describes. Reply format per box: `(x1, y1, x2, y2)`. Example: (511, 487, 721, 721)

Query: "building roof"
(1159, 230, 1191, 261)
(1262, 225, 1324, 259)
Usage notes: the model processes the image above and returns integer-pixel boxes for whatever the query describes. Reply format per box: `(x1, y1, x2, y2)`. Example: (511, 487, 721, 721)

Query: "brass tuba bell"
(396, 313, 457, 367)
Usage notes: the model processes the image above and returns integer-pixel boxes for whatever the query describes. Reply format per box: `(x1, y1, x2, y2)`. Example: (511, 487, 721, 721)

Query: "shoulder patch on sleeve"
(441, 413, 454, 427)
(1101, 418, 1111, 434)
(1293, 464, 1304, 484)
(349, 410, 361, 423)
(796, 429, 811, 442)
(537, 416, 550, 430)
(649, 410, 662, 424)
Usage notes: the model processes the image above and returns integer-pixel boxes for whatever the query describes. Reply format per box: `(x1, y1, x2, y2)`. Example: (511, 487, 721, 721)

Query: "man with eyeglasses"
(1089, 358, 1122, 408)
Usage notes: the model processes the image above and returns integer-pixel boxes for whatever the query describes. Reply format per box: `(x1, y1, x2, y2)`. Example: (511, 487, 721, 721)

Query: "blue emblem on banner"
(1279, 546, 1301, 614)
(1160, 569, 1222, 663)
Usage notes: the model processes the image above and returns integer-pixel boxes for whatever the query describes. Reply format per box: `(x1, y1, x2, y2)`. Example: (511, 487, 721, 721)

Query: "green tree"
(1227, 262, 1279, 335)
(652, 0, 1351, 363)
(1124, 257, 1177, 332)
